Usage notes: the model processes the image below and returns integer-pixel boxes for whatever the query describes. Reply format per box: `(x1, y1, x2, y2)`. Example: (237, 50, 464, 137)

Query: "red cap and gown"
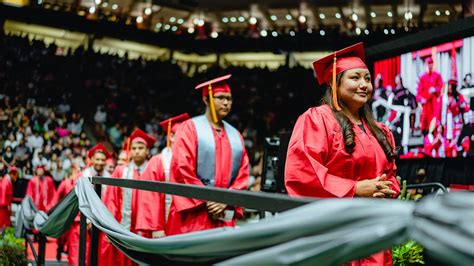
(285, 43, 400, 266)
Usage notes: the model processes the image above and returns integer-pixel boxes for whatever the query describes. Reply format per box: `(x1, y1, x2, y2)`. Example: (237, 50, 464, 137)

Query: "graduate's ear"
(202, 96, 209, 107)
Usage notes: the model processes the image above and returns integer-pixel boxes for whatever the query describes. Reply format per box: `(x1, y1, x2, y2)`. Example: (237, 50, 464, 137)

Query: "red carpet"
(27, 237, 68, 263)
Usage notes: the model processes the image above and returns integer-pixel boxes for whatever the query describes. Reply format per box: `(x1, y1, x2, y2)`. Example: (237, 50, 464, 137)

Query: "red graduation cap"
(129, 128, 157, 149)
(87, 143, 112, 159)
(448, 79, 458, 86)
(159, 113, 190, 149)
(312, 42, 367, 111)
(195, 74, 232, 123)
(425, 57, 433, 64)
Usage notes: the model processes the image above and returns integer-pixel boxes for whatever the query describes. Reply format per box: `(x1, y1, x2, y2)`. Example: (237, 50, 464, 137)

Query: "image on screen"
(372, 36, 474, 158)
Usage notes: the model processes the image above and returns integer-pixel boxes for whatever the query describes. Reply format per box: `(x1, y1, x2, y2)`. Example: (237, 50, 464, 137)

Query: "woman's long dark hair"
(321, 71, 397, 161)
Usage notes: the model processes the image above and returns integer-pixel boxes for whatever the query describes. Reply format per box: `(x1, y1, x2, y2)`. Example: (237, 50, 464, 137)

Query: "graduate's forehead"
(214, 92, 232, 97)
(343, 68, 370, 76)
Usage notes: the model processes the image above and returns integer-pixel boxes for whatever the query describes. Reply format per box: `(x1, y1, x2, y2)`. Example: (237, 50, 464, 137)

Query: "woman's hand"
(207, 201, 227, 219)
(356, 174, 396, 198)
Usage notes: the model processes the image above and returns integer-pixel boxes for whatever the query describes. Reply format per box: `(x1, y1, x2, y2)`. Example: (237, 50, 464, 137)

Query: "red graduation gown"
(0, 176, 13, 227)
(166, 119, 249, 236)
(416, 71, 443, 131)
(26, 175, 56, 212)
(134, 155, 166, 233)
(100, 162, 160, 266)
(285, 104, 400, 266)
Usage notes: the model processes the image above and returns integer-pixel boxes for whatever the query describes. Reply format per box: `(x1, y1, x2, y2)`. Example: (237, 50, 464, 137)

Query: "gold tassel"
(166, 120, 172, 149)
(332, 53, 342, 111)
(124, 137, 131, 164)
(208, 84, 218, 123)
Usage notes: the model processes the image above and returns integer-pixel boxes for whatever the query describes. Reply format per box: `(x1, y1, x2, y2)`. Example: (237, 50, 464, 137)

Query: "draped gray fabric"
(15, 177, 474, 265)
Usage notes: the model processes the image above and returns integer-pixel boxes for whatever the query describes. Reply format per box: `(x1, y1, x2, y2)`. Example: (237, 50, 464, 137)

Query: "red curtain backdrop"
(373, 55, 401, 89)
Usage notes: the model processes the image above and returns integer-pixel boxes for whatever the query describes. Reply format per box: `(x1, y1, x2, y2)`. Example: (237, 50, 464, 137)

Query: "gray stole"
(120, 164, 134, 230)
(192, 115, 243, 188)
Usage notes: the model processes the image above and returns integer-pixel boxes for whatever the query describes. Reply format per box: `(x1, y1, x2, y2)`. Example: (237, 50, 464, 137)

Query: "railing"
(78, 177, 317, 266)
(406, 182, 448, 194)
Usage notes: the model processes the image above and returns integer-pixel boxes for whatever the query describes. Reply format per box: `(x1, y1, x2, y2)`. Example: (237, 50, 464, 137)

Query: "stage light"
(383, 28, 389, 34)
(211, 31, 219, 38)
(355, 27, 361, 35)
(335, 13, 341, 19)
(169, 17, 176, 23)
(94, 0, 101, 5)
(285, 14, 292, 21)
(188, 27, 195, 34)
(171, 26, 178, 31)
(319, 29, 325, 36)
(155, 23, 162, 29)
(238, 16, 245, 22)
(272, 31, 278, 37)
(164, 24, 170, 30)
(435, 10, 441, 16)
(89, 6, 96, 14)
(270, 15, 277, 21)
(387, 11, 393, 17)
(101, 2, 108, 8)
(351, 13, 358, 21)
(307, 28, 313, 33)
(319, 13, 325, 20)
(197, 19, 205, 26)
(136, 16, 143, 23)
(177, 18, 184, 24)
(298, 15, 306, 23)
(249, 17, 257, 25)
(222, 17, 229, 23)
(230, 17, 237, 23)
(391, 29, 395, 34)
(260, 30, 268, 37)
(289, 30, 295, 36)
(364, 29, 369, 35)
(404, 11, 413, 20)
(111, 4, 118, 10)
(370, 11, 376, 18)
(144, 7, 152, 15)
(445, 10, 450, 16)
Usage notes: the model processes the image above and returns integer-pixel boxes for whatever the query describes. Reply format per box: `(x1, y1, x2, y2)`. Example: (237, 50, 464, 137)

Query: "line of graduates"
(3, 42, 403, 266)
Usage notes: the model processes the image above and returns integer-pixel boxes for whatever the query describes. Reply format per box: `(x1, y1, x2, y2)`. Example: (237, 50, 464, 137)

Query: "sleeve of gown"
(284, 108, 357, 198)
(134, 155, 166, 231)
(380, 124, 401, 197)
(169, 121, 207, 213)
(103, 166, 123, 220)
(228, 136, 250, 219)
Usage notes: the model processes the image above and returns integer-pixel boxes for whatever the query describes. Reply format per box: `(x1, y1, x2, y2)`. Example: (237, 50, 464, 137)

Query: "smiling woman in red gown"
(285, 42, 400, 266)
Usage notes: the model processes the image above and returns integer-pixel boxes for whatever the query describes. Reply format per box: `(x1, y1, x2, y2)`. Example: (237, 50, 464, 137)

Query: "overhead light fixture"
(319, 13, 325, 20)
(211, 31, 219, 38)
(270, 15, 277, 21)
(222, 17, 229, 23)
(260, 30, 268, 37)
(249, 17, 257, 25)
(387, 11, 393, 17)
(94, 0, 101, 5)
(164, 24, 171, 30)
(364, 29, 370, 35)
(307, 28, 313, 33)
(445, 10, 450, 16)
(319, 29, 325, 36)
(230, 17, 237, 23)
(136, 16, 143, 23)
(335, 13, 341, 19)
(101, 2, 108, 8)
(355, 27, 361, 35)
(435, 10, 441, 16)
(289, 30, 296, 36)
(298, 15, 306, 23)
(370, 11, 376, 18)
(144, 7, 152, 15)
(188, 27, 195, 34)
(351, 13, 358, 21)
(155, 23, 162, 28)
(177, 18, 184, 24)
(169, 17, 176, 23)
(285, 14, 292, 21)
(272, 31, 278, 37)
(383, 28, 389, 34)
(404, 11, 413, 20)
(238, 16, 245, 22)
(111, 4, 118, 10)
(89, 6, 96, 14)
(390, 28, 395, 34)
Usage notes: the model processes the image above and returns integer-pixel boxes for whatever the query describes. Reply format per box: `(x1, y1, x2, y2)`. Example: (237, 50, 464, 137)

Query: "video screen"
(372, 36, 474, 158)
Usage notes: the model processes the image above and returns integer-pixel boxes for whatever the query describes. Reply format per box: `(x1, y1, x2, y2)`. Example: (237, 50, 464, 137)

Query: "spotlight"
(335, 13, 341, 19)
(260, 30, 268, 37)
(319, 29, 325, 36)
(249, 17, 257, 25)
